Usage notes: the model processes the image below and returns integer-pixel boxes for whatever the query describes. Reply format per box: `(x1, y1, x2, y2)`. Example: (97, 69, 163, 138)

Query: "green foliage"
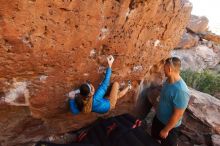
(181, 70, 220, 96)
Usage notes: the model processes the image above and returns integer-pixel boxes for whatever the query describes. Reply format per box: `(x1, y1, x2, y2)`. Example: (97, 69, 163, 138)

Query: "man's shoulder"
(162, 78, 189, 95)
(175, 79, 189, 92)
(169, 82, 189, 100)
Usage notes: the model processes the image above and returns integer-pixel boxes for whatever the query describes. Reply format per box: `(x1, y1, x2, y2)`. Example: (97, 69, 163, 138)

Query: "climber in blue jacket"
(67, 55, 131, 114)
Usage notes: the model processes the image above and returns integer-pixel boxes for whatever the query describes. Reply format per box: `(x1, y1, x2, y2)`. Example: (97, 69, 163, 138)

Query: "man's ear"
(90, 85, 95, 95)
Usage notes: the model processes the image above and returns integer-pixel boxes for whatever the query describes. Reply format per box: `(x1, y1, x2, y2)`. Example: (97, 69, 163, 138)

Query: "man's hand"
(107, 55, 114, 68)
(160, 108, 185, 139)
(160, 128, 169, 139)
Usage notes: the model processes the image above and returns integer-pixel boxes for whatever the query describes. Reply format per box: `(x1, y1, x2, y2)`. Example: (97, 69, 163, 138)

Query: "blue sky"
(190, 0, 220, 34)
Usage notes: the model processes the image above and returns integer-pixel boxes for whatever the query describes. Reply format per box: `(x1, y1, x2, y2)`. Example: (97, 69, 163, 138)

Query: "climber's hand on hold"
(89, 84, 95, 96)
(107, 55, 114, 68)
(66, 89, 80, 99)
(67, 91, 76, 99)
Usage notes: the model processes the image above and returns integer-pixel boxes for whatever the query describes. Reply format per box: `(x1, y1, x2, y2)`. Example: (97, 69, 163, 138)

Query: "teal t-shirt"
(156, 78, 190, 127)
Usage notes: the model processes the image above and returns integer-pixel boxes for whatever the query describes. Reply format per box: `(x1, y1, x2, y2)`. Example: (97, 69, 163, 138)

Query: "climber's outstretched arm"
(93, 55, 114, 99)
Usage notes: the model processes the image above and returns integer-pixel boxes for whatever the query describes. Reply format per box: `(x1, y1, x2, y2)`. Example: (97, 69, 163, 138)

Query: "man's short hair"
(165, 57, 181, 71)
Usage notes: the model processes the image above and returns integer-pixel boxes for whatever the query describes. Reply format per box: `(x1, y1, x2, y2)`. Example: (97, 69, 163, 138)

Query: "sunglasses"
(165, 57, 174, 68)
(169, 58, 174, 68)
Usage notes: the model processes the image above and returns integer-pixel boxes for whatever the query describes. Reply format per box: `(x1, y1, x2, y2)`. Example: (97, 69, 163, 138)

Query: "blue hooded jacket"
(69, 67, 112, 114)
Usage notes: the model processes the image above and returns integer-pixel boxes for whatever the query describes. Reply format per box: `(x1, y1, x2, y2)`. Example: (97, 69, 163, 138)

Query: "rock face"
(180, 89, 220, 145)
(176, 31, 199, 49)
(187, 89, 220, 134)
(187, 15, 209, 33)
(175, 14, 220, 63)
(175, 14, 220, 71)
(201, 32, 220, 44)
(0, 0, 192, 145)
(172, 45, 220, 71)
(174, 14, 220, 72)
(213, 64, 220, 73)
(212, 135, 220, 146)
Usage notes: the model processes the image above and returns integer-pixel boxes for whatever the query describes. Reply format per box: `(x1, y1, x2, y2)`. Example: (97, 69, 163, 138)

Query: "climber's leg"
(109, 82, 120, 110)
(118, 86, 130, 99)
(109, 82, 131, 110)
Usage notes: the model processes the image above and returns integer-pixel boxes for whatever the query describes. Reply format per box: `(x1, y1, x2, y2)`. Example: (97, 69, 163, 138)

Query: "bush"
(181, 70, 220, 96)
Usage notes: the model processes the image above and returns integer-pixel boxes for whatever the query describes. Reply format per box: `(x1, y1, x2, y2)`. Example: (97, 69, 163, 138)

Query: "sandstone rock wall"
(0, 0, 192, 145)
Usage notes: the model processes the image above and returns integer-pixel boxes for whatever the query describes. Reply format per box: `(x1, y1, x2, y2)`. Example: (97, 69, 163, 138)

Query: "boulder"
(201, 32, 220, 44)
(212, 63, 220, 73)
(187, 89, 220, 134)
(170, 89, 220, 145)
(213, 44, 220, 54)
(0, 0, 192, 145)
(212, 135, 220, 146)
(172, 45, 220, 71)
(207, 41, 213, 48)
(187, 15, 209, 34)
(176, 31, 199, 49)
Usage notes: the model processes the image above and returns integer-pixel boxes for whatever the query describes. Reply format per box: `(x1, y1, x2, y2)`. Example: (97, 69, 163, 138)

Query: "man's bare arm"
(160, 108, 185, 139)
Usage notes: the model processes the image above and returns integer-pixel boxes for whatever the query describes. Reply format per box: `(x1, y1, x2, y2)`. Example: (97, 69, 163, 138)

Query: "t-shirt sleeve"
(173, 90, 190, 109)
